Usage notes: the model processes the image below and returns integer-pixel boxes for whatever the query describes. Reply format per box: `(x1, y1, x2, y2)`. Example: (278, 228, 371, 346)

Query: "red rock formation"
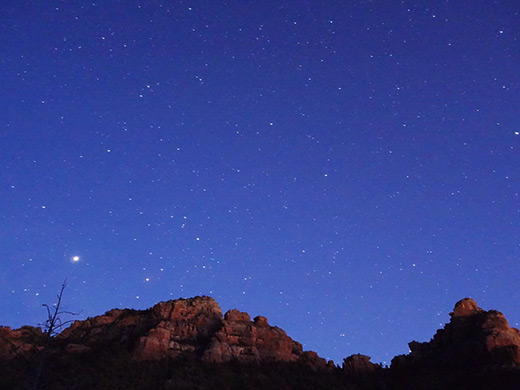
(450, 297, 483, 317)
(342, 354, 379, 374)
(2, 296, 520, 389)
(202, 308, 327, 367)
(55, 296, 329, 368)
(393, 298, 520, 368)
(2, 294, 520, 390)
(134, 296, 222, 360)
(58, 307, 153, 347)
(0, 326, 42, 360)
(135, 298, 327, 367)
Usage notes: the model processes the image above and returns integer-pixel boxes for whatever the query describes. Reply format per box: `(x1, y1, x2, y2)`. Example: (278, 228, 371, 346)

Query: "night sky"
(1, 1, 519, 365)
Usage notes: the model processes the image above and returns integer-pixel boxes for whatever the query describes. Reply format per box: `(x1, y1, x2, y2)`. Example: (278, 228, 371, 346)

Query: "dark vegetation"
(1, 351, 347, 390)
(1, 348, 519, 390)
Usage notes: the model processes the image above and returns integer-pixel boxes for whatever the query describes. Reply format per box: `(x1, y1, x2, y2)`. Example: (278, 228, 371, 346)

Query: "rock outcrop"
(2, 296, 327, 369)
(59, 307, 154, 347)
(0, 326, 42, 360)
(134, 298, 328, 366)
(3, 297, 519, 371)
(202, 309, 327, 367)
(342, 354, 379, 374)
(1, 296, 519, 390)
(134, 296, 223, 360)
(392, 298, 520, 369)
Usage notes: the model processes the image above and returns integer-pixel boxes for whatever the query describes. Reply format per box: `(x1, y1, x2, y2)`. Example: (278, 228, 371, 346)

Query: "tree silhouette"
(33, 279, 77, 390)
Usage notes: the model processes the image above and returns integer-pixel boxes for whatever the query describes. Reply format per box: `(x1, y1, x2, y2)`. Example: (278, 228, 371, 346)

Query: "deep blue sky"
(1, 1, 519, 365)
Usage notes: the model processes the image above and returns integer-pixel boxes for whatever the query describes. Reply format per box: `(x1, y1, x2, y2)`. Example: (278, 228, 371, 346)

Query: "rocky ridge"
(1, 296, 519, 370)
(0, 296, 330, 368)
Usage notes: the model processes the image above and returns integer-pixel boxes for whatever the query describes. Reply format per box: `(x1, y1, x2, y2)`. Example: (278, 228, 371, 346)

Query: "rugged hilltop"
(393, 298, 520, 369)
(1, 296, 519, 390)
(1, 296, 328, 368)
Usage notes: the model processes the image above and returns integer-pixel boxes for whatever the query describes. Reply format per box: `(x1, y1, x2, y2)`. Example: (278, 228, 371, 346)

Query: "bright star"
(72, 256, 80, 262)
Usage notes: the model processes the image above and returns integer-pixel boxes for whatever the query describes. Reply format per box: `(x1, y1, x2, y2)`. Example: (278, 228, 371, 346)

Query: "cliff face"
(133, 296, 223, 360)
(392, 298, 520, 369)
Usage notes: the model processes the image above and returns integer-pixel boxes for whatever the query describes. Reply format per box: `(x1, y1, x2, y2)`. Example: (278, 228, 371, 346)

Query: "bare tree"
(33, 279, 78, 390)
(40, 279, 77, 338)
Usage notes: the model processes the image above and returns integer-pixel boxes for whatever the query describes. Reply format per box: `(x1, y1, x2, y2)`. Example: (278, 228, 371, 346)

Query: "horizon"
(2, 290, 518, 365)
